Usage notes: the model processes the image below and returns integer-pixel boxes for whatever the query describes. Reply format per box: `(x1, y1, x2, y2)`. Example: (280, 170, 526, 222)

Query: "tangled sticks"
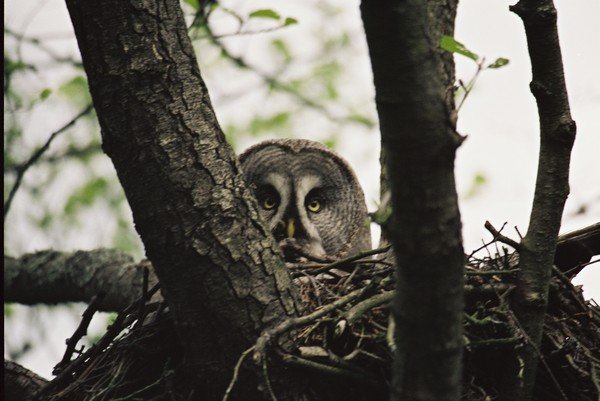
(40, 227, 599, 401)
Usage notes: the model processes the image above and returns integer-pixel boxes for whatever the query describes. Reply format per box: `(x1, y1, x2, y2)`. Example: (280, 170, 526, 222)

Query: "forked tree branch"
(64, 0, 301, 398)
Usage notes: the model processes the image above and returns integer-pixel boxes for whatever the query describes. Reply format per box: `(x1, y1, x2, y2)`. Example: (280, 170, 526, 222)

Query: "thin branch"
(456, 58, 485, 112)
(253, 282, 377, 365)
(3, 104, 93, 221)
(201, 25, 370, 128)
(484, 221, 522, 251)
(468, 222, 508, 259)
(508, 0, 578, 399)
(37, 283, 161, 398)
(53, 293, 106, 375)
(279, 353, 379, 385)
(222, 346, 255, 401)
(342, 290, 393, 325)
(4, 27, 83, 67)
(464, 267, 520, 276)
(292, 246, 391, 277)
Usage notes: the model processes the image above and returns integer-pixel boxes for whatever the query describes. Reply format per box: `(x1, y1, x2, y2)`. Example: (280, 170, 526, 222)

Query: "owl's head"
(240, 139, 371, 262)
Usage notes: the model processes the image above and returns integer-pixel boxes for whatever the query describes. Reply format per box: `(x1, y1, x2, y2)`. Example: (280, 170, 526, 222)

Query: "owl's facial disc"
(240, 139, 372, 261)
(258, 173, 325, 261)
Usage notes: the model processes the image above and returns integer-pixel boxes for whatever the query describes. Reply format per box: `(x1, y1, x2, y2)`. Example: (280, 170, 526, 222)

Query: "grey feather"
(239, 139, 371, 261)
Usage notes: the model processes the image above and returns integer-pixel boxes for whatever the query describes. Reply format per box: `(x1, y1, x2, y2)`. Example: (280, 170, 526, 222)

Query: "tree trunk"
(361, 1, 464, 401)
(65, 0, 301, 398)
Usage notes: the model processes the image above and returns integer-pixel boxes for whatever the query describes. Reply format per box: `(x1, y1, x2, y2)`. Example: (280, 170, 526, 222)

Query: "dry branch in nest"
(39, 240, 599, 401)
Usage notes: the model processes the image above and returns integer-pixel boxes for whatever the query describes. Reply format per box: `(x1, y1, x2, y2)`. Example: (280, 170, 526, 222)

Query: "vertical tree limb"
(361, 1, 464, 400)
(64, 0, 300, 398)
(507, 1, 577, 400)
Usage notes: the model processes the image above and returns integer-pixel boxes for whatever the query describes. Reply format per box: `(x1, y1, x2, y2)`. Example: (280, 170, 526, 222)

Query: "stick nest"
(41, 244, 599, 401)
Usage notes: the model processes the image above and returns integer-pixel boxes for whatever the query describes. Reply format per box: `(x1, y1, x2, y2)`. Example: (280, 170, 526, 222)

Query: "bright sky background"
(5, 0, 599, 379)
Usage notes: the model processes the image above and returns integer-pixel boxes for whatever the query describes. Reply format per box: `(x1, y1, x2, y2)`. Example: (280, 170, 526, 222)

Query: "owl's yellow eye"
(263, 197, 277, 210)
(306, 198, 321, 213)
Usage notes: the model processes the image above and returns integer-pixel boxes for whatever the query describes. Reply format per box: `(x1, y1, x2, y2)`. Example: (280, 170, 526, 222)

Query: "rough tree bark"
(505, 1, 577, 400)
(361, 1, 464, 401)
(4, 249, 156, 312)
(65, 0, 301, 398)
(4, 360, 49, 401)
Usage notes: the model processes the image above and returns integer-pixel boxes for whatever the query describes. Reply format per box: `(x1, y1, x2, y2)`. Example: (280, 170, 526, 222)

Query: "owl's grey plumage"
(239, 139, 371, 262)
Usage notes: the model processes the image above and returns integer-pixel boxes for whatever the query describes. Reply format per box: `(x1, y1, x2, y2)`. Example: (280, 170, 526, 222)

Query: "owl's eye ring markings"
(306, 197, 322, 213)
(262, 196, 277, 210)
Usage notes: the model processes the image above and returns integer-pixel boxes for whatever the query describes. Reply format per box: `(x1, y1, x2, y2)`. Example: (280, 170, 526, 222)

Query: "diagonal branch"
(64, 0, 302, 398)
(3, 104, 93, 222)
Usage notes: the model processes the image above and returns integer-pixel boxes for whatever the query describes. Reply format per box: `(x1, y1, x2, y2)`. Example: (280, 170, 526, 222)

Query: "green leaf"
(184, 0, 199, 10)
(440, 36, 479, 62)
(371, 205, 393, 226)
(4, 304, 15, 318)
(3, 55, 29, 76)
(348, 114, 376, 128)
(322, 137, 337, 150)
(271, 39, 292, 63)
(465, 172, 487, 199)
(487, 57, 510, 69)
(283, 17, 298, 26)
(113, 216, 139, 254)
(64, 177, 109, 216)
(40, 88, 52, 100)
(249, 112, 290, 136)
(59, 75, 91, 105)
(249, 9, 280, 20)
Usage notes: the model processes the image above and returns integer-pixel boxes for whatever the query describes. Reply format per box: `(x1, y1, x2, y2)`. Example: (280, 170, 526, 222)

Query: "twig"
(5, 27, 83, 67)
(262, 358, 278, 401)
(4, 104, 93, 221)
(467, 336, 523, 348)
(464, 267, 520, 276)
(133, 267, 151, 329)
(484, 221, 522, 251)
(53, 292, 106, 374)
(253, 283, 377, 365)
(37, 283, 160, 398)
(222, 346, 255, 401)
(343, 291, 394, 325)
(467, 222, 508, 260)
(213, 24, 293, 39)
(280, 352, 379, 385)
(293, 246, 391, 277)
(456, 58, 485, 112)
(503, 303, 568, 401)
(201, 25, 371, 128)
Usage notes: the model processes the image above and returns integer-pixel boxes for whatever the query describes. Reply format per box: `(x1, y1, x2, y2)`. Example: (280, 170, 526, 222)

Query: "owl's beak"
(286, 218, 295, 238)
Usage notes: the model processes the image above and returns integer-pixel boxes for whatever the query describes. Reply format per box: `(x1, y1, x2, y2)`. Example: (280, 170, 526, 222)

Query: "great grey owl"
(239, 139, 371, 262)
